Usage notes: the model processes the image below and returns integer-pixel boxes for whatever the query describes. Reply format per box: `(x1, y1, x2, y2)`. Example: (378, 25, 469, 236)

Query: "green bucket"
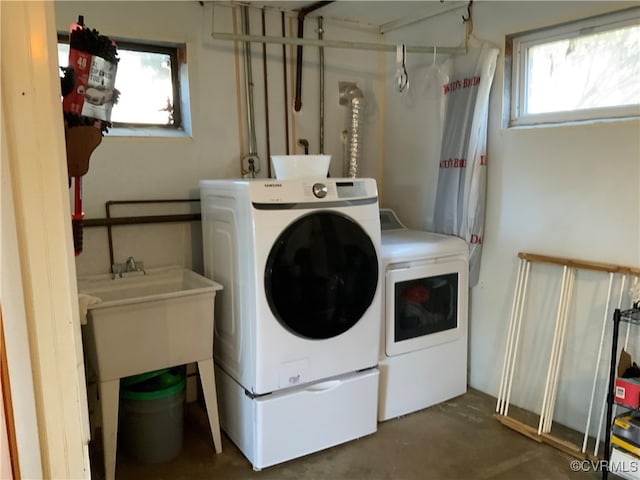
(119, 367, 186, 463)
(121, 368, 186, 401)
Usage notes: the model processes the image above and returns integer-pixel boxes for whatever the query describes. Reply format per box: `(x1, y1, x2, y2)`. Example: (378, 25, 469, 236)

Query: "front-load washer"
(199, 178, 382, 469)
(378, 209, 469, 421)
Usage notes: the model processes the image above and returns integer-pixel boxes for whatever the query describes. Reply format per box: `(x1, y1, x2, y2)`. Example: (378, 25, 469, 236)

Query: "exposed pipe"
(86, 199, 201, 271)
(318, 16, 325, 154)
(210, 31, 466, 55)
(281, 11, 290, 155)
(261, 8, 272, 178)
(241, 6, 260, 177)
(298, 138, 309, 154)
(85, 213, 200, 228)
(231, 6, 246, 176)
(294, 1, 334, 112)
(378, 1, 470, 34)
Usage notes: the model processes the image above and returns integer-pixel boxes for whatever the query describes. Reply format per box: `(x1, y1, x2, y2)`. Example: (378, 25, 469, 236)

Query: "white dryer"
(378, 209, 469, 421)
(200, 178, 382, 469)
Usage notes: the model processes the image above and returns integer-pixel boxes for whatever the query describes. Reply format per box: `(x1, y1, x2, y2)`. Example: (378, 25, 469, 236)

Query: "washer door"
(265, 211, 378, 340)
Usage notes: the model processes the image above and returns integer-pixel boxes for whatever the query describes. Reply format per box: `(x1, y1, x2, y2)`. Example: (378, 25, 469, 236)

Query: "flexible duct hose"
(346, 87, 364, 178)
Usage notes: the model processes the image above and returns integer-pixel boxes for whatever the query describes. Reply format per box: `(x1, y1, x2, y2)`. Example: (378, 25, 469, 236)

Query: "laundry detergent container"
(119, 367, 186, 464)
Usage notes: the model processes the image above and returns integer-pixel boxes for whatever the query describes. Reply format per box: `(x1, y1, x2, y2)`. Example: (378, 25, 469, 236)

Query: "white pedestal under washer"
(199, 178, 382, 469)
(378, 209, 469, 421)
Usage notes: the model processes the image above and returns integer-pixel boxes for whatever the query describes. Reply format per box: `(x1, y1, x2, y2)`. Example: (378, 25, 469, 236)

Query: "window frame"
(506, 7, 640, 128)
(58, 33, 185, 131)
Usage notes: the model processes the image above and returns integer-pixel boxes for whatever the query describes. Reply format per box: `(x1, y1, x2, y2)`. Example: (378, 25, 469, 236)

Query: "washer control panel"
(248, 178, 378, 204)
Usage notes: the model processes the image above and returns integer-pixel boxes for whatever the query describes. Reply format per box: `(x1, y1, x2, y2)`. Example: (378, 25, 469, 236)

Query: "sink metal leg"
(99, 379, 120, 480)
(198, 358, 222, 454)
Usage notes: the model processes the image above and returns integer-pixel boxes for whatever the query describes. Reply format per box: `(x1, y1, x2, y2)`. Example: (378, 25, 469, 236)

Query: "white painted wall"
(381, 1, 640, 437)
(54, 1, 385, 277)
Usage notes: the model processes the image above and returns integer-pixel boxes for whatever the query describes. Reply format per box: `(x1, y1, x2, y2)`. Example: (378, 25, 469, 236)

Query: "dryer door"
(385, 257, 468, 356)
(265, 211, 378, 340)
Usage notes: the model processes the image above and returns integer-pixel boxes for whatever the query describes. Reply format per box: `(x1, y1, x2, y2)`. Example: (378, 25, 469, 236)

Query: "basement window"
(506, 7, 640, 127)
(58, 35, 190, 136)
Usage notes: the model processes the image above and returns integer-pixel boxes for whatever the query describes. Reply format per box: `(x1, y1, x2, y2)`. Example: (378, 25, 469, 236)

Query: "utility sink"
(78, 266, 224, 480)
(78, 266, 223, 382)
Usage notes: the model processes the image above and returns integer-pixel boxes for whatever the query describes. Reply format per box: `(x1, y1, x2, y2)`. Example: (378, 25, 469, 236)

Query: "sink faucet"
(112, 256, 145, 278)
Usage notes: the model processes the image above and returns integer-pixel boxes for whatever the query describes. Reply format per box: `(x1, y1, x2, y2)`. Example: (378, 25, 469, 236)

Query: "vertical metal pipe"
(281, 11, 290, 154)
(294, 13, 304, 112)
(242, 6, 257, 156)
(261, 8, 272, 178)
(106, 201, 114, 268)
(293, 1, 334, 112)
(318, 16, 325, 154)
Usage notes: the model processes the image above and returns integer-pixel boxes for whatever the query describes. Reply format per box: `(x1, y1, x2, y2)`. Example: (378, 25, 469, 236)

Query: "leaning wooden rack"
(495, 252, 640, 461)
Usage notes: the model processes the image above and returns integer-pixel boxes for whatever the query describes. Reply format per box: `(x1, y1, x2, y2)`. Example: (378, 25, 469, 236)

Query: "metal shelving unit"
(603, 306, 640, 479)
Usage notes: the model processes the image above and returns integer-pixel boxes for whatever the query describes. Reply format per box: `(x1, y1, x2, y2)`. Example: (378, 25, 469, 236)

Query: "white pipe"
(542, 271, 568, 433)
(594, 274, 629, 456)
(581, 272, 614, 453)
(504, 261, 531, 416)
(544, 268, 575, 433)
(499, 259, 527, 414)
(496, 258, 525, 413)
(210, 31, 467, 55)
(241, 6, 258, 157)
(609, 276, 630, 435)
(538, 266, 568, 434)
(378, 1, 469, 34)
(538, 266, 568, 435)
(542, 267, 572, 433)
(620, 276, 631, 349)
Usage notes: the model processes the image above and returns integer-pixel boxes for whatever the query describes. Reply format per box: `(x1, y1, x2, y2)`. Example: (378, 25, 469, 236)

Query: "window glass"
(507, 7, 640, 126)
(110, 47, 174, 125)
(58, 37, 184, 130)
(526, 24, 639, 114)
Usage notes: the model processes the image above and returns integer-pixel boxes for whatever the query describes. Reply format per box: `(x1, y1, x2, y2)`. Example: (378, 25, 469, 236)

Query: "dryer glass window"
(265, 212, 378, 340)
(394, 273, 458, 342)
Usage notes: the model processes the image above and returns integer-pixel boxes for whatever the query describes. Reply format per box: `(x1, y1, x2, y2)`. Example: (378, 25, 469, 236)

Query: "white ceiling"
(240, 1, 469, 33)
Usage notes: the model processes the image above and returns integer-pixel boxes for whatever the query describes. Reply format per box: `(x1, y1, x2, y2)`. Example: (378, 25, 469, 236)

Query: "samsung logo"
(264, 183, 283, 188)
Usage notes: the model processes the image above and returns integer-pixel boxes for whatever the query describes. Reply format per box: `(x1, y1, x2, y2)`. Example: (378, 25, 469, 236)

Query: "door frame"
(1, 2, 90, 478)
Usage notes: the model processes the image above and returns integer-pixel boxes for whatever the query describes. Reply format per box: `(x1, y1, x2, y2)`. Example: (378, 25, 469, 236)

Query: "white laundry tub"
(78, 266, 223, 381)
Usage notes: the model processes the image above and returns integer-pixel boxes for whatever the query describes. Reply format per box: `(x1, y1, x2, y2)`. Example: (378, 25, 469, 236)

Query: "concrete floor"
(93, 388, 601, 480)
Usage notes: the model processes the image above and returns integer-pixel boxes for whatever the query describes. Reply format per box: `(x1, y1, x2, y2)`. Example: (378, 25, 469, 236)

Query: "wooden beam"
(518, 252, 640, 276)
(495, 414, 601, 462)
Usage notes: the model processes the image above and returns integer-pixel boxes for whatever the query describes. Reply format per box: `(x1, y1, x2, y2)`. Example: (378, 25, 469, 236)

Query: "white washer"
(200, 178, 382, 469)
(378, 209, 469, 421)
